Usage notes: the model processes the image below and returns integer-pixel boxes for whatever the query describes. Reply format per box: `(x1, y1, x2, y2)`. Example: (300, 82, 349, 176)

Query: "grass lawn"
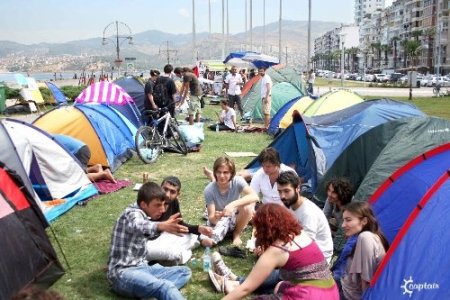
(43, 96, 449, 299)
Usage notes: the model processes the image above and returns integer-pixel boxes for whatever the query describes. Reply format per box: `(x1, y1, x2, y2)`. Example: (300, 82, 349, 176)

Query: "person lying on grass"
(200, 156, 258, 247)
(107, 182, 191, 300)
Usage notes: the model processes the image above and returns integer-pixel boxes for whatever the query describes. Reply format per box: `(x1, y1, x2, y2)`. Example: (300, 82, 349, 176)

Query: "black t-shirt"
(159, 199, 200, 235)
(144, 80, 154, 110)
(158, 76, 177, 114)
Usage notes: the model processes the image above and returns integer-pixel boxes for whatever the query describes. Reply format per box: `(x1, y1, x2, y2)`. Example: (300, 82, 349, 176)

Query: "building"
(355, 0, 386, 25)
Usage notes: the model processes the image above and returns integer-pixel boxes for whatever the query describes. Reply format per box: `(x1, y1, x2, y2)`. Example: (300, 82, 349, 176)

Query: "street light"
(102, 21, 133, 76)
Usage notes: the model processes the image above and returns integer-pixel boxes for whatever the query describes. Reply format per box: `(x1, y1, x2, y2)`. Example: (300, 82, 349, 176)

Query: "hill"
(0, 20, 340, 72)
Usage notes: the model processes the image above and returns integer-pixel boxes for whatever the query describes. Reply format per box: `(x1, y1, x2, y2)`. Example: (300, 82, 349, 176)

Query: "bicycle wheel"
(165, 121, 188, 155)
(135, 126, 163, 163)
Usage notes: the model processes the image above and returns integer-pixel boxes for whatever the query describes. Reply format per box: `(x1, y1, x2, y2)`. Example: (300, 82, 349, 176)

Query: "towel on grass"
(94, 179, 133, 194)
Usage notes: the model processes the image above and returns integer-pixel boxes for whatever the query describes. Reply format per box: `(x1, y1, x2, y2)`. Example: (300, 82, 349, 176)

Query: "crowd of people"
(103, 145, 389, 300)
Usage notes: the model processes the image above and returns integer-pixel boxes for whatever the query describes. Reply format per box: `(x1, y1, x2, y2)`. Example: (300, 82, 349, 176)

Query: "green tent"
(242, 66, 305, 120)
(315, 116, 450, 205)
(302, 89, 364, 117)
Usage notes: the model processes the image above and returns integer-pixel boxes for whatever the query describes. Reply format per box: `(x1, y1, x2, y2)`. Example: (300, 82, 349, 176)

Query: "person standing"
(259, 67, 272, 129)
(224, 66, 244, 118)
(157, 64, 177, 117)
(179, 67, 202, 125)
(307, 69, 316, 94)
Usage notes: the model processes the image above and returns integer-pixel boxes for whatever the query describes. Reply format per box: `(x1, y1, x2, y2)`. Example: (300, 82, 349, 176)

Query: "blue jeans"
(239, 269, 280, 294)
(111, 263, 191, 300)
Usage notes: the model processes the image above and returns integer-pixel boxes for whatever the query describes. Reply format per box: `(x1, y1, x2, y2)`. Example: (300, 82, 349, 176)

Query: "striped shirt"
(107, 203, 160, 283)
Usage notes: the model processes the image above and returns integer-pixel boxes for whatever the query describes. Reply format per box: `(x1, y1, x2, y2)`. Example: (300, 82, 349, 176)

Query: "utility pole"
(437, 23, 442, 75)
(250, 0, 253, 52)
(159, 41, 178, 64)
(285, 46, 288, 65)
(192, 0, 196, 63)
(222, 0, 225, 59)
(307, 0, 311, 70)
(263, 0, 266, 53)
(278, 0, 282, 63)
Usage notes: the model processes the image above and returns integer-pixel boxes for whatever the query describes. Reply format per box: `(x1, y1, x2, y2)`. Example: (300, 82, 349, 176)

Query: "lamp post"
(102, 21, 133, 77)
(436, 22, 442, 75)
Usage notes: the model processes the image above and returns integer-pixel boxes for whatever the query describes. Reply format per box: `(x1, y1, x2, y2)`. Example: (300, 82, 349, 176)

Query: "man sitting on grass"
(107, 182, 191, 300)
(201, 157, 259, 247)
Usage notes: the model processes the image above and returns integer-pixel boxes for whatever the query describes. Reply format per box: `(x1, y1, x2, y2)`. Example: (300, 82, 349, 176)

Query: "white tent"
(0, 118, 98, 221)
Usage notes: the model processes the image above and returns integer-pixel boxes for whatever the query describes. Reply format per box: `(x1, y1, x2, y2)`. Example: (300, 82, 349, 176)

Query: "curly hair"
(326, 177, 353, 206)
(253, 203, 301, 251)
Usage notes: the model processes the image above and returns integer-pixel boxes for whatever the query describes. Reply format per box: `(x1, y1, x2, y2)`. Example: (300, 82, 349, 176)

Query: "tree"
(411, 30, 423, 41)
(400, 39, 409, 68)
(380, 44, 391, 68)
(346, 47, 359, 72)
(371, 42, 382, 69)
(423, 28, 435, 73)
(391, 36, 400, 70)
(405, 40, 422, 67)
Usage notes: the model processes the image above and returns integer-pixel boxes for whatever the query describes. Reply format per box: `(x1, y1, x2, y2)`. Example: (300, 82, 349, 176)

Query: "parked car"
(364, 74, 375, 82)
(389, 73, 405, 83)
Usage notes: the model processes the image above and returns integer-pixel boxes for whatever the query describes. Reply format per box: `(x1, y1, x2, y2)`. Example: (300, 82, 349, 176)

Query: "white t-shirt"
(260, 74, 272, 98)
(250, 164, 296, 204)
(220, 108, 236, 130)
(291, 198, 333, 263)
(225, 73, 243, 95)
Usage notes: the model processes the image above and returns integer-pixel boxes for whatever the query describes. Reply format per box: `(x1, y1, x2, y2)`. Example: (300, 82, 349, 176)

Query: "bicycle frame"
(149, 111, 172, 138)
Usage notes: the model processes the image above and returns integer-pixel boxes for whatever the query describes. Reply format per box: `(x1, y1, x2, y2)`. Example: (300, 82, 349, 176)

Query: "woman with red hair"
(218, 203, 339, 299)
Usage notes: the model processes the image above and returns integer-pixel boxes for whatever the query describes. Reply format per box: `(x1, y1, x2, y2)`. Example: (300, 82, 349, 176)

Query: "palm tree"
(411, 30, 423, 41)
(371, 42, 382, 69)
(391, 36, 400, 70)
(380, 44, 391, 68)
(405, 40, 422, 68)
(400, 39, 409, 68)
(423, 28, 435, 73)
(346, 47, 359, 72)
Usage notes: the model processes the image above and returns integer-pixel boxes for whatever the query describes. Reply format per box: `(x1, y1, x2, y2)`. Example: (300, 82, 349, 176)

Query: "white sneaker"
(211, 251, 238, 280)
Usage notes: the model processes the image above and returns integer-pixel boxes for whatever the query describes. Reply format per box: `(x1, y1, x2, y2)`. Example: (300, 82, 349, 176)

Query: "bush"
(4, 86, 23, 100)
(39, 86, 53, 103)
(60, 85, 85, 101)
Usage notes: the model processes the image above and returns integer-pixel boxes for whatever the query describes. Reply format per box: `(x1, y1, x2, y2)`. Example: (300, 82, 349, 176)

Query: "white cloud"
(178, 8, 190, 18)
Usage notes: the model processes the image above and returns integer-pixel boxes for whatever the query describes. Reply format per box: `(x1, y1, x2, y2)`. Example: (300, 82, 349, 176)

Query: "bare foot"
(201, 237, 215, 247)
(232, 236, 242, 246)
(104, 169, 117, 183)
(203, 166, 215, 182)
(225, 280, 240, 295)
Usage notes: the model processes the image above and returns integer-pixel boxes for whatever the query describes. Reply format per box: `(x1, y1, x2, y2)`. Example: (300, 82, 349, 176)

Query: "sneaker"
(211, 251, 238, 280)
(208, 269, 225, 293)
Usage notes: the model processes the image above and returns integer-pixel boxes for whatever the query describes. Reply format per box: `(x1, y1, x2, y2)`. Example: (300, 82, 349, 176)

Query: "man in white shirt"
(277, 171, 333, 263)
(224, 66, 244, 118)
(259, 67, 272, 129)
(250, 147, 296, 205)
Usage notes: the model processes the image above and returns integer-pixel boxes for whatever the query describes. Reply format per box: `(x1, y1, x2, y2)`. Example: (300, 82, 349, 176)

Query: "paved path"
(315, 86, 436, 98)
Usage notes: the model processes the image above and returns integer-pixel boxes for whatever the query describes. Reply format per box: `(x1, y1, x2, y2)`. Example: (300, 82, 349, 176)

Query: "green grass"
(43, 97, 449, 299)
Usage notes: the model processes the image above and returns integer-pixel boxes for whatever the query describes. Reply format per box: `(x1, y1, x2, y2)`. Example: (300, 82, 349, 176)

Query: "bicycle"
(135, 107, 188, 164)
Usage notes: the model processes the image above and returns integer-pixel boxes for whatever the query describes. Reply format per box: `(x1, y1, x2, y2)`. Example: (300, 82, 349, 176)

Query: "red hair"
(253, 203, 301, 251)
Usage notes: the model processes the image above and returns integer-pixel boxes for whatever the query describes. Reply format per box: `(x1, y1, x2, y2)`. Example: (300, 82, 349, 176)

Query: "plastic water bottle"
(203, 247, 211, 272)
(215, 123, 219, 132)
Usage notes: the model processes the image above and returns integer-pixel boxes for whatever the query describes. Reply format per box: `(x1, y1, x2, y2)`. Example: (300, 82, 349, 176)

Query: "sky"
(0, 0, 393, 45)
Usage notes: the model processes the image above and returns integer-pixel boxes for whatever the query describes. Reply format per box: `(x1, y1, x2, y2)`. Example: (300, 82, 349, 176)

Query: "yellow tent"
(279, 96, 314, 129)
(303, 90, 364, 117)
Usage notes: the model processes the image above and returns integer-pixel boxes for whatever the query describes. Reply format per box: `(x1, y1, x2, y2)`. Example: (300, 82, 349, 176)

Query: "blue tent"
(45, 81, 67, 105)
(306, 99, 425, 173)
(246, 113, 318, 194)
(363, 143, 450, 299)
(114, 76, 146, 115)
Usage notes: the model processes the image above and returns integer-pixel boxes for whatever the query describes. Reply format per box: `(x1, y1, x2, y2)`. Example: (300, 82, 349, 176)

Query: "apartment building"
(314, 0, 450, 74)
(355, 0, 386, 25)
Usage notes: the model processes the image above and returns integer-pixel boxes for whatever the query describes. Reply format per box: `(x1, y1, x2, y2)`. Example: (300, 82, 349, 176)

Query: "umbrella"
(223, 51, 279, 69)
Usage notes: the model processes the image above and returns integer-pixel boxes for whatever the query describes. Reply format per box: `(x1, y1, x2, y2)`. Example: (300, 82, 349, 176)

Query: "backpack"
(153, 77, 169, 107)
